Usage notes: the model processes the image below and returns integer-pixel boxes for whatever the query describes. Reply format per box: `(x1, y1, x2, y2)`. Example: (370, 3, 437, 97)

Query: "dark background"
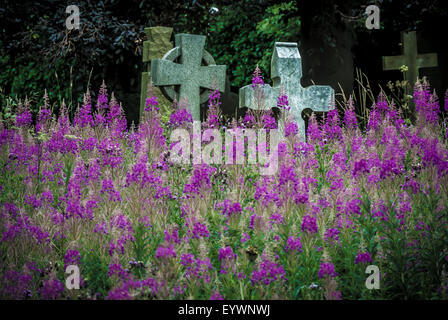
(0, 0, 447, 125)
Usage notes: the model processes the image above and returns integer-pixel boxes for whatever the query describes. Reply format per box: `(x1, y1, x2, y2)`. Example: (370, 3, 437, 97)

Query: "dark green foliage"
(376, 190, 448, 299)
(131, 222, 152, 279)
(208, 1, 301, 88)
(80, 249, 111, 299)
(0, 0, 215, 119)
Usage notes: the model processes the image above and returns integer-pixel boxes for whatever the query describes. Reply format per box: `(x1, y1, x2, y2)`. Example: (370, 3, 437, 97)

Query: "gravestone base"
(140, 72, 173, 118)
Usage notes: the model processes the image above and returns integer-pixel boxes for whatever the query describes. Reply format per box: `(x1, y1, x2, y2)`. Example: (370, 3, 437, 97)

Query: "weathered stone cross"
(382, 31, 438, 85)
(140, 26, 174, 119)
(151, 33, 226, 121)
(239, 42, 334, 141)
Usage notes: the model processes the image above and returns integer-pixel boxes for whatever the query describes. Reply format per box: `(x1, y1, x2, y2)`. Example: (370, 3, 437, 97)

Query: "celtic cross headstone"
(239, 42, 334, 141)
(150, 33, 226, 121)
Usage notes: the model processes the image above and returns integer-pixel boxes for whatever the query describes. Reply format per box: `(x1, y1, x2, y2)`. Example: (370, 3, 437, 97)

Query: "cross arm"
(150, 59, 185, 86)
(416, 53, 438, 69)
(198, 65, 227, 91)
(302, 85, 334, 112)
(239, 85, 279, 111)
(383, 55, 406, 71)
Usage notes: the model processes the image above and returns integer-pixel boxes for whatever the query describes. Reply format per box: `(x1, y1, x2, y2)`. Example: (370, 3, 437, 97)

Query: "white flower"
(309, 283, 319, 289)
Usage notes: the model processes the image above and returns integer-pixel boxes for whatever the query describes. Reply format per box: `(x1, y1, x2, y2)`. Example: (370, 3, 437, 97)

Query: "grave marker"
(150, 33, 226, 121)
(139, 26, 174, 119)
(382, 31, 438, 119)
(239, 42, 334, 141)
(382, 31, 438, 86)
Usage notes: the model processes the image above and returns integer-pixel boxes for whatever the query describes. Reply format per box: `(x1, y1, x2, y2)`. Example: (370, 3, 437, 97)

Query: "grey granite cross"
(151, 33, 226, 121)
(239, 42, 334, 141)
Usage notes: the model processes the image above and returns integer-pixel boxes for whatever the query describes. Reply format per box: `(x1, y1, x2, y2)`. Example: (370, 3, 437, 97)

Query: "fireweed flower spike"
(145, 96, 159, 112)
(301, 215, 318, 234)
(144, 79, 160, 112)
(97, 80, 109, 110)
(444, 89, 448, 112)
(355, 252, 373, 264)
(343, 96, 358, 130)
(318, 262, 338, 278)
(277, 87, 290, 111)
(206, 87, 222, 128)
(251, 65, 264, 88)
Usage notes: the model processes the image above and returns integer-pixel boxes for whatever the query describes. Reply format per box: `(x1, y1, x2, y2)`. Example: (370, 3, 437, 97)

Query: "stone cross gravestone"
(150, 33, 227, 121)
(383, 31, 438, 119)
(382, 31, 438, 86)
(140, 26, 174, 119)
(239, 42, 334, 141)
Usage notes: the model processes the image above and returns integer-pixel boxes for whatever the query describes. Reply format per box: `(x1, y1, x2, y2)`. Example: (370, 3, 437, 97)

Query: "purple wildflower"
(318, 262, 338, 278)
(444, 89, 448, 112)
(96, 81, 109, 110)
(285, 236, 302, 253)
(277, 93, 290, 110)
(208, 88, 222, 108)
(241, 232, 250, 243)
(164, 228, 181, 244)
(218, 246, 237, 274)
(262, 113, 278, 129)
(344, 96, 358, 130)
(355, 252, 373, 264)
(15, 110, 32, 127)
(210, 291, 224, 300)
(215, 199, 242, 218)
(64, 249, 81, 269)
(155, 244, 177, 260)
(307, 113, 322, 142)
(376, 91, 389, 114)
(168, 108, 193, 127)
(249, 214, 262, 230)
(191, 221, 210, 239)
(284, 121, 298, 137)
(251, 255, 286, 285)
(243, 112, 255, 127)
(101, 178, 121, 202)
(145, 96, 159, 112)
(40, 278, 64, 300)
(324, 228, 340, 244)
(108, 263, 130, 280)
(180, 254, 213, 283)
(301, 215, 318, 234)
(251, 65, 264, 88)
(1, 269, 33, 299)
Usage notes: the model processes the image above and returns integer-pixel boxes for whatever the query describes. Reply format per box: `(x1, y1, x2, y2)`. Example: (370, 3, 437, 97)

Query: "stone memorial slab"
(239, 42, 334, 141)
(140, 26, 174, 119)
